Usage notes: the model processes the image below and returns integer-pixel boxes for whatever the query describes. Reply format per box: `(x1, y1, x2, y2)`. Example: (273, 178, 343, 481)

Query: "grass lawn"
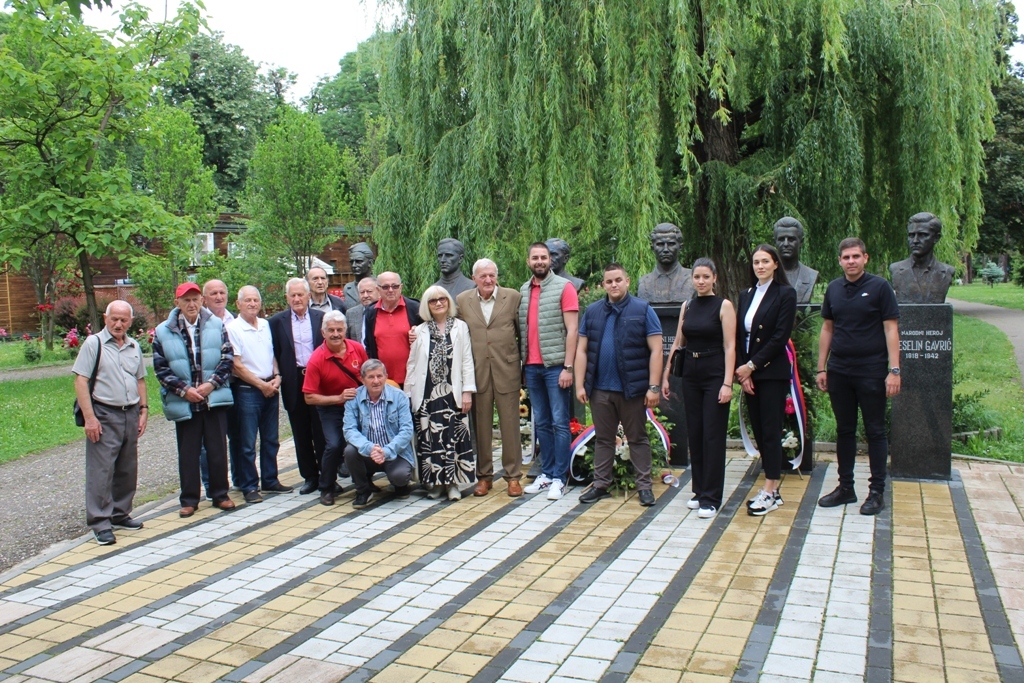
(0, 376, 164, 464)
(951, 314, 1024, 461)
(0, 341, 77, 370)
(947, 281, 1024, 312)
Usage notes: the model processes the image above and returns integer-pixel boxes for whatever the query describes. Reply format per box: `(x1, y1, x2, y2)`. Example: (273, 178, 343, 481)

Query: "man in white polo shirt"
(226, 286, 293, 503)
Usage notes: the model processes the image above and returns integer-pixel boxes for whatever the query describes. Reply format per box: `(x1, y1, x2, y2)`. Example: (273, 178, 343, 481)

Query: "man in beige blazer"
(456, 258, 524, 497)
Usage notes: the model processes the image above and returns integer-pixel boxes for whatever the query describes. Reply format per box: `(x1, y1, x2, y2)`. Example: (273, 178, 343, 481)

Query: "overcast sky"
(85, 0, 388, 101)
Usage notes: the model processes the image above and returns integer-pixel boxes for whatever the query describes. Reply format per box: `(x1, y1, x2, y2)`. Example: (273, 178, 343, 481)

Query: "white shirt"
(291, 310, 315, 367)
(183, 315, 200, 365)
(744, 281, 772, 353)
(478, 291, 496, 325)
(227, 316, 275, 380)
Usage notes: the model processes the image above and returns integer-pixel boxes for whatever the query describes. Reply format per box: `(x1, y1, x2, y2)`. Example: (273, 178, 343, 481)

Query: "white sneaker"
(523, 474, 552, 494)
(687, 497, 701, 510)
(447, 484, 461, 501)
(748, 489, 778, 517)
(547, 479, 564, 500)
(427, 486, 443, 500)
(698, 506, 717, 519)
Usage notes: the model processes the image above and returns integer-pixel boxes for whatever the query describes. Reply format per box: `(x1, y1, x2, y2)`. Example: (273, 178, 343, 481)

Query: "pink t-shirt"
(525, 278, 579, 366)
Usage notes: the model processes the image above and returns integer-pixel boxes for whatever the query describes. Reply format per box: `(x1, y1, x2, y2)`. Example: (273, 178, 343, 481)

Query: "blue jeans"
(524, 364, 572, 483)
(229, 384, 282, 492)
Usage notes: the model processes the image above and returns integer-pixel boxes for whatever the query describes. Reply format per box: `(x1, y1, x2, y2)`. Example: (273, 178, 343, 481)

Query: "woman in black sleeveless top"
(661, 258, 736, 518)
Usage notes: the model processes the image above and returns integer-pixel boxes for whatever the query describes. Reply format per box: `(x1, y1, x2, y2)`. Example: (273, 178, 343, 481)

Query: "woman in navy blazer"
(735, 244, 797, 516)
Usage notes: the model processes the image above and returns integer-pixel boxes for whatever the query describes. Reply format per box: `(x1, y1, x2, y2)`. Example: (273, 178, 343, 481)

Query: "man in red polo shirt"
(302, 311, 369, 505)
(363, 271, 422, 387)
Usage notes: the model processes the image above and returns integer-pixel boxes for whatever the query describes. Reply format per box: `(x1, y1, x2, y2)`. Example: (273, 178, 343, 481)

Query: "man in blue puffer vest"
(154, 282, 236, 518)
(574, 264, 663, 507)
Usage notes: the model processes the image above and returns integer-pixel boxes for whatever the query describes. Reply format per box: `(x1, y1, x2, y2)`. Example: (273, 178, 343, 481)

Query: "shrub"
(23, 342, 41, 363)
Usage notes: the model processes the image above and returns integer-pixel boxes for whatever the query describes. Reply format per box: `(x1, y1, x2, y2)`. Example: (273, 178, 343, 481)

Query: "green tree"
(241, 106, 352, 276)
(979, 68, 1024, 258)
(369, 0, 1000, 297)
(162, 32, 278, 208)
(0, 0, 204, 330)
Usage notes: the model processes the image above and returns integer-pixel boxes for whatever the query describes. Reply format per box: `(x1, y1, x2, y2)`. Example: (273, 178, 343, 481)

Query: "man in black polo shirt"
(816, 238, 901, 515)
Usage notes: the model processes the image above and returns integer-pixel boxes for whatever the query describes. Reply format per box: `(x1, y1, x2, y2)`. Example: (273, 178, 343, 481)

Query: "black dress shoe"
(818, 485, 857, 508)
(263, 483, 294, 493)
(353, 492, 372, 508)
(334, 482, 344, 494)
(320, 491, 335, 506)
(94, 529, 116, 545)
(299, 480, 318, 495)
(243, 490, 263, 504)
(860, 491, 885, 516)
(638, 489, 656, 507)
(579, 487, 611, 504)
(394, 485, 411, 499)
(112, 517, 143, 530)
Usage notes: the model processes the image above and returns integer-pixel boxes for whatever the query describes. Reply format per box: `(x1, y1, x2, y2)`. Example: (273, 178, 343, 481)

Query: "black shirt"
(821, 272, 899, 376)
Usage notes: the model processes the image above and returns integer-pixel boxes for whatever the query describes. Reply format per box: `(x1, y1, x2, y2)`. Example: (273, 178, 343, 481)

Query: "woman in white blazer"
(405, 285, 477, 500)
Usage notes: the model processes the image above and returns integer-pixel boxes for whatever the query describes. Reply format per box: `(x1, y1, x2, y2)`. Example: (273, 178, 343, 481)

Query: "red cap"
(175, 282, 202, 298)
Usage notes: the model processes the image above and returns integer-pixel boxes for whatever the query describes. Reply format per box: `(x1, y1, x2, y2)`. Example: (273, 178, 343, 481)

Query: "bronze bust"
(343, 242, 376, 308)
(637, 223, 694, 303)
(889, 212, 955, 304)
(545, 238, 584, 291)
(774, 217, 818, 304)
(433, 238, 475, 298)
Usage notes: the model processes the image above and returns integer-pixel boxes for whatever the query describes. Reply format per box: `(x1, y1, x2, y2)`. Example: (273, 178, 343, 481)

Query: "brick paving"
(0, 452, 1022, 682)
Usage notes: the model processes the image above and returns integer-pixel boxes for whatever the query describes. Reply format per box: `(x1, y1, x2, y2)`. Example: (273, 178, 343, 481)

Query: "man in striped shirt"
(342, 359, 416, 508)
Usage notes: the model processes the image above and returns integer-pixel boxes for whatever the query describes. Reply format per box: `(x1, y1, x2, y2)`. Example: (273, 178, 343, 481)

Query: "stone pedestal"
(652, 304, 689, 467)
(891, 303, 953, 480)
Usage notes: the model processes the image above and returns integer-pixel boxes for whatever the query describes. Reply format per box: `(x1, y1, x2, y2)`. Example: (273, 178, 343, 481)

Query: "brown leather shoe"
(473, 479, 492, 497)
(507, 480, 523, 497)
(213, 499, 236, 511)
(179, 506, 196, 518)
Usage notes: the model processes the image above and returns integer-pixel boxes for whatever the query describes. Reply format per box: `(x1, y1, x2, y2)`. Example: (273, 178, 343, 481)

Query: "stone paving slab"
(0, 455, 1021, 682)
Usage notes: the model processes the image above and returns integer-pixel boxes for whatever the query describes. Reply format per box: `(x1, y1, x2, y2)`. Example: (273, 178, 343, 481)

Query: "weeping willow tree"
(368, 0, 1000, 298)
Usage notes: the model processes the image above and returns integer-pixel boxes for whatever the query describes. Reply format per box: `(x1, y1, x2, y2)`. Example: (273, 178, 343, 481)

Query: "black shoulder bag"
(328, 356, 363, 387)
(73, 337, 102, 427)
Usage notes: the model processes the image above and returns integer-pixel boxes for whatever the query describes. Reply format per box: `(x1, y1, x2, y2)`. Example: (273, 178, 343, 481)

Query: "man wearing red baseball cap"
(153, 281, 236, 517)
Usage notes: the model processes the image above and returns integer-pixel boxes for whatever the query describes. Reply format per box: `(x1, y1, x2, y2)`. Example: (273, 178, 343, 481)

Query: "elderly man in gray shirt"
(73, 300, 149, 545)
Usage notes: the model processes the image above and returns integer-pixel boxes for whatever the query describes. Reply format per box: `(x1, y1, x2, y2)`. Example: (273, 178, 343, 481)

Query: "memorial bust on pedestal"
(773, 217, 818, 304)
(433, 238, 476, 298)
(637, 223, 694, 303)
(545, 238, 584, 291)
(889, 212, 955, 304)
(343, 242, 375, 308)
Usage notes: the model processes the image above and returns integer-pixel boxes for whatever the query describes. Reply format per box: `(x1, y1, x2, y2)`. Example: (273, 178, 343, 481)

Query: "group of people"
(73, 232, 901, 546)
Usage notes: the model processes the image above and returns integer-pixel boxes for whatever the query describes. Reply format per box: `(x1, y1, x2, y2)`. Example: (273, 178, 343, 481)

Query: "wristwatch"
(648, 385, 660, 394)
(889, 367, 901, 375)
(563, 365, 574, 372)
(746, 361, 756, 371)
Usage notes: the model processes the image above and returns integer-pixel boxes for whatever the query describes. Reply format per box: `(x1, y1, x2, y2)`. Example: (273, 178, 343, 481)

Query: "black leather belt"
(238, 377, 274, 389)
(687, 348, 722, 358)
(93, 401, 137, 411)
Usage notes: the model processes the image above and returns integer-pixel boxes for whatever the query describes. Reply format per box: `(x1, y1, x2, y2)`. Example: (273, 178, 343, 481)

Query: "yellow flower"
(520, 405, 529, 417)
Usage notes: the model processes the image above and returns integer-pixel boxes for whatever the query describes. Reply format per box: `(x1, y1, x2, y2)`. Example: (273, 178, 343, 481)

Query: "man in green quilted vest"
(519, 243, 579, 501)
(154, 282, 236, 518)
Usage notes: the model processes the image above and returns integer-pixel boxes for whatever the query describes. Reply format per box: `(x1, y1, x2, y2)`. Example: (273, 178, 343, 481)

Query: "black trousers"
(286, 398, 325, 484)
(317, 405, 347, 492)
(176, 408, 229, 508)
(828, 370, 889, 493)
(682, 355, 730, 509)
(747, 378, 789, 481)
(344, 444, 413, 495)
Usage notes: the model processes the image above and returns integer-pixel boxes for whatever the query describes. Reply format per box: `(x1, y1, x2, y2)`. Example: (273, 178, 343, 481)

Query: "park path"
(0, 357, 154, 383)
(950, 298, 1024, 384)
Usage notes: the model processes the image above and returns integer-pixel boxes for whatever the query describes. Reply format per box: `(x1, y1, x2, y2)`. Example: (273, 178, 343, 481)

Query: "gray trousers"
(86, 403, 140, 531)
(590, 390, 653, 491)
(344, 444, 413, 495)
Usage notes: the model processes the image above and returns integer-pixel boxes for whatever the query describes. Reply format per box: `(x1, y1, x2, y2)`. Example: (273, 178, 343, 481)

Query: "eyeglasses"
(379, 284, 402, 291)
(428, 298, 448, 306)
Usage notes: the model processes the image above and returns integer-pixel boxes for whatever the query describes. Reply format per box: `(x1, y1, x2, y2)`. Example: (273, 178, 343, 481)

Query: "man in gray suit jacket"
(456, 258, 524, 497)
(346, 276, 380, 344)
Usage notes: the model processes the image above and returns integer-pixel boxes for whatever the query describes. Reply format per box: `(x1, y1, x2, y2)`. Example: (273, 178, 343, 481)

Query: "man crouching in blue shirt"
(343, 359, 416, 508)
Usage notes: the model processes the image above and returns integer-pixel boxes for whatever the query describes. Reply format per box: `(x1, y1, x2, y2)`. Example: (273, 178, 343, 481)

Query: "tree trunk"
(76, 246, 100, 333)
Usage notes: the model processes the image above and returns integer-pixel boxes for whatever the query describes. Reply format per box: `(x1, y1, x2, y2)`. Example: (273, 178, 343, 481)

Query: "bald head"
(202, 279, 230, 318)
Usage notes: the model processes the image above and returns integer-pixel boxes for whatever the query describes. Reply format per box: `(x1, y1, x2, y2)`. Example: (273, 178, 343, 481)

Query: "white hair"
(321, 310, 348, 331)
(105, 300, 134, 317)
(472, 258, 498, 276)
(286, 277, 310, 294)
(236, 285, 261, 302)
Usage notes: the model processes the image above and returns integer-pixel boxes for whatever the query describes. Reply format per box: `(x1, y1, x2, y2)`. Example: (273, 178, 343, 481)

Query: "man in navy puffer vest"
(154, 282, 236, 518)
(574, 264, 663, 507)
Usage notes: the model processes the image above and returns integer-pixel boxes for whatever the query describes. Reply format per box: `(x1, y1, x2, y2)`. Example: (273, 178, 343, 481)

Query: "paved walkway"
(950, 298, 1024, 382)
(0, 454, 1021, 682)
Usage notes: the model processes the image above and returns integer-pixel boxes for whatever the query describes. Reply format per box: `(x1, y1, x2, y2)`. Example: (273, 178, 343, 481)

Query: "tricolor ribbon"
(738, 339, 807, 469)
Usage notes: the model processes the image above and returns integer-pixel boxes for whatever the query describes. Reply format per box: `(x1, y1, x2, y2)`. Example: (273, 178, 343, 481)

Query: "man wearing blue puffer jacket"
(154, 282, 236, 518)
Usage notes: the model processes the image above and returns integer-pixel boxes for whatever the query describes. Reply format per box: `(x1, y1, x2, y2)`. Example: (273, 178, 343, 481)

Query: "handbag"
(73, 337, 102, 427)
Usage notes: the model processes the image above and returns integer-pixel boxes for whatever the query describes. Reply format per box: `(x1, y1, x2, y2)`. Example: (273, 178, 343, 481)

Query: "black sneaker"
(353, 492, 372, 508)
(394, 485, 411, 499)
(818, 485, 857, 508)
(579, 487, 611, 504)
(112, 517, 143, 530)
(638, 489, 656, 507)
(263, 482, 294, 494)
(860, 491, 885, 516)
(94, 529, 116, 545)
(243, 490, 263, 504)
